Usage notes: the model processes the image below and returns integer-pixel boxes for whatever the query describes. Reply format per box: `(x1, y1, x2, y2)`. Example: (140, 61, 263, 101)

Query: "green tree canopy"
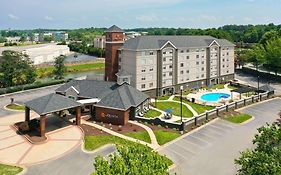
(0, 50, 36, 87)
(235, 123, 281, 175)
(53, 55, 66, 79)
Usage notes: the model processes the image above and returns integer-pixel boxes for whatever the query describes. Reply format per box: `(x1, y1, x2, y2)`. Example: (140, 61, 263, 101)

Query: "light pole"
(180, 86, 183, 134)
(257, 75, 260, 92)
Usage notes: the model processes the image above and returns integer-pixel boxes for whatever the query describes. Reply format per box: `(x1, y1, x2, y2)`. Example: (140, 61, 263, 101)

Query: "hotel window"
(222, 65, 225, 68)
(163, 73, 166, 77)
(186, 78, 190, 81)
(141, 77, 146, 81)
(180, 63, 184, 67)
(149, 51, 154, 55)
(149, 83, 153, 87)
(163, 57, 166, 62)
(141, 59, 146, 65)
(141, 84, 146, 89)
(196, 49, 199, 52)
(196, 55, 199, 58)
(222, 59, 225, 62)
(163, 51, 166, 54)
(201, 67, 204, 71)
(201, 74, 204, 78)
(169, 65, 172, 68)
(149, 68, 153, 71)
(202, 55, 204, 58)
(227, 70, 229, 73)
(149, 58, 154, 64)
(141, 68, 146, 73)
(227, 52, 229, 56)
(169, 51, 173, 54)
(163, 66, 166, 70)
(181, 50, 184, 53)
(196, 62, 199, 65)
(186, 70, 189, 73)
(226, 47, 229, 50)
(169, 72, 173, 76)
(201, 61, 204, 64)
(180, 70, 184, 74)
(186, 49, 190, 52)
(186, 56, 189, 59)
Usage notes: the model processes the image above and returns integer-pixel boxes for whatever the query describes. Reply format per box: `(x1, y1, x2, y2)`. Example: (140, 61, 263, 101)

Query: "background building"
(94, 36, 106, 49)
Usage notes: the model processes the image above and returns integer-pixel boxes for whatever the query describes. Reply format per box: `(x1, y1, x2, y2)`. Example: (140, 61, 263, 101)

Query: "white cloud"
(44, 16, 54, 21)
(8, 14, 19, 20)
(136, 14, 159, 23)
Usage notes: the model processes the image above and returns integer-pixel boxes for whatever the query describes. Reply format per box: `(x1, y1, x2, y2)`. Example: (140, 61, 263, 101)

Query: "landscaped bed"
(152, 101, 193, 118)
(224, 113, 252, 124)
(173, 96, 214, 114)
(0, 163, 23, 175)
(5, 103, 25, 111)
(81, 121, 151, 143)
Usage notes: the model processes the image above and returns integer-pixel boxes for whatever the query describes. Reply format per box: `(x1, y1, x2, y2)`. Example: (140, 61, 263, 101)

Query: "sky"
(0, 0, 280, 30)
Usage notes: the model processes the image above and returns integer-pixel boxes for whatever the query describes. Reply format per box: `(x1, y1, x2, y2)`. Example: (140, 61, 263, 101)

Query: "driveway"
(0, 85, 60, 117)
(159, 98, 281, 175)
(0, 113, 83, 167)
(25, 145, 116, 175)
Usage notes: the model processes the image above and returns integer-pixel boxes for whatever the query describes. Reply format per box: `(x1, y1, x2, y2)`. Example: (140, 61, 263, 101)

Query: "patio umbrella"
(164, 109, 173, 113)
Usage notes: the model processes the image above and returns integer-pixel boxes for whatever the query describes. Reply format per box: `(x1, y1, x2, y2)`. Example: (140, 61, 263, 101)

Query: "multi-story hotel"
(105, 25, 235, 97)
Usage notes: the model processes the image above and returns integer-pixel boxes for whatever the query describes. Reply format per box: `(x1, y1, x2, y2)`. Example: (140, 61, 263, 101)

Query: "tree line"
(68, 42, 105, 57)
(236, 29, 281, 74)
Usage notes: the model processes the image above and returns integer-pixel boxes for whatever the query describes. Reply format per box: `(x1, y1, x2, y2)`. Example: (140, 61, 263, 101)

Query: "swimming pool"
(201, 93, 230, 102)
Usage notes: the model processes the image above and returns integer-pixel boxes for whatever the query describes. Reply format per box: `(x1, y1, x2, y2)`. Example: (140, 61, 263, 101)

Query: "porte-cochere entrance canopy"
(24, 93, 82, 137)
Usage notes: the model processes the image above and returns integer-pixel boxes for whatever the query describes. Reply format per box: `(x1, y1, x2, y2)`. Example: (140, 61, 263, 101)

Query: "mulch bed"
(81, 120, 146, 136)
(14, 122, 47, 143)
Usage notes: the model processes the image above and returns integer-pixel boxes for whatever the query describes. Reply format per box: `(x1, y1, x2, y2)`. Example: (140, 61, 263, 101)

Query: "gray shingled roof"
(106, 25, 123, 33)
(56, 80, 117, 99)
(25, 93, 81, 115)
(96, 83, 149, 110)
(123, 36, 235, 50)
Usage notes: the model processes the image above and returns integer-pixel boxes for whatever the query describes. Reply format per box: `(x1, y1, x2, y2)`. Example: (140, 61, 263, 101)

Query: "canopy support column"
(25, 107, 30, 122)
(76, 107, 81, 125)
(40, 115, 46, 137)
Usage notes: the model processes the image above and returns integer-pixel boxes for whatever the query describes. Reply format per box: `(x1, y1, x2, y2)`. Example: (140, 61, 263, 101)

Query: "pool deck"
(186, 84, 240, 106)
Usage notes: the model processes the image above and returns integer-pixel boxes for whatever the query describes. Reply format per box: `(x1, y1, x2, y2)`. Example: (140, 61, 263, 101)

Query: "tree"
(0, 50, 36, 87)
(53, 55, 66, 79)
(245, 45, 266, 70)
(93, 143, 171, 175)
(264, 38, 281, 75)
(235, 123, 281, 175)
(259, 30, 279, 46)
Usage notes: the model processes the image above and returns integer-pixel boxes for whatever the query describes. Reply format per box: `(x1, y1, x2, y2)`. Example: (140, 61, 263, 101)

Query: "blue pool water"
(201, 93, 230, 102)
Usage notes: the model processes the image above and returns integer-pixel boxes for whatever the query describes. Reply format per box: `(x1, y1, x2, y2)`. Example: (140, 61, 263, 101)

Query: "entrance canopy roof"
(25, 93, 81, 115)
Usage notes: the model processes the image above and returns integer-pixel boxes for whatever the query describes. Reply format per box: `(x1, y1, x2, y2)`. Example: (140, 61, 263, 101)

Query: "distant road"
(0, 85, 60, 117)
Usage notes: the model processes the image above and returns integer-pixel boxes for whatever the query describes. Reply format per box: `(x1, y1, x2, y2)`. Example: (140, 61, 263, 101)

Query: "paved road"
(0, 85, 60, 117)
(235, 71, 281, 95)
(159, 98, 281, 175)
(25, 145, 116, 175)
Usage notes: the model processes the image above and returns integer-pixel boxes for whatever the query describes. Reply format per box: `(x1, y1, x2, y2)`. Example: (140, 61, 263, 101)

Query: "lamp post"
(257, 75, 260, 92)
(180, 85, 183, 134)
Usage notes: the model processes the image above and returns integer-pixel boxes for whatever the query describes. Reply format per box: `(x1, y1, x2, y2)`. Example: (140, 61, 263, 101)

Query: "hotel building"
(105, 25, 235, 97)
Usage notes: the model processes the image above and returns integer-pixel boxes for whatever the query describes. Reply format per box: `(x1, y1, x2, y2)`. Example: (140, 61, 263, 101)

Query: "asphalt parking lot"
(159, 98, 281, 175)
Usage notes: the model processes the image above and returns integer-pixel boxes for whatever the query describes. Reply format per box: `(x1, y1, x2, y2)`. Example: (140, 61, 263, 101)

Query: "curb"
(0, 84, 62, 98)
(236, 97, 279, 111)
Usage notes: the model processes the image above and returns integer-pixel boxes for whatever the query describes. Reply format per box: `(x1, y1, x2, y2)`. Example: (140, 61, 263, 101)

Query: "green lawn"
(173, 97, 214, 114)
(0, 164, 23, 175)
(154, 130, 181, 145)
(36, 62, 105, 78)
(124, 131, 151, 143)
(84, 135, 127, 151)
(225, 114, 252, 124)
(157, 96, 169, 100)
(228, 85, 238, 90)
(6, 104, 25, 111)
(144, 109, 161, 118)
(153, 101, 193, 118)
